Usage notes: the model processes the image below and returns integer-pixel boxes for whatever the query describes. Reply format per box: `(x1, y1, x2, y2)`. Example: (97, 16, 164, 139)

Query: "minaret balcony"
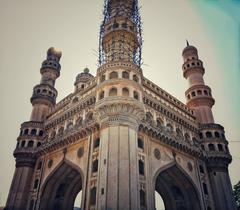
(14, 147, 37, 155)
(41, 59, 61, 72)
(103, 22, 137, 39)
(19, 121, 44, 138)
(186, 95, 215, 108)
(204, 151, 232, 166)
(185, 85, 215, 107)
(31, 84, 57, 105)
(198, 123, 231, 160)
(32, 84, 57, 98)
(97, 60, 141, 74)
(182, 65, 205, 79)
(13, 148, 37, 168)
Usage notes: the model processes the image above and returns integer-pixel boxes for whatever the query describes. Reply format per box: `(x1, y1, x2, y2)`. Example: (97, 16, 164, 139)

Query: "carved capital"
(95, 97, 144, 128)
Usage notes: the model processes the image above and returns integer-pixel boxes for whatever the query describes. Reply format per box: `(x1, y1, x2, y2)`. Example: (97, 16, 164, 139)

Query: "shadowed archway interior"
(155, 165, 201, 210)
(39, 162, 83, 210)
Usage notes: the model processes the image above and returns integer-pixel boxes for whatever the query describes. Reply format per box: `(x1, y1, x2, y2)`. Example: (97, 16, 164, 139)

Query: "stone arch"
(153, 162, 201, 210)
(146, 111, 153, 123)
(109, 87, 118, 96)
(122, 87, 129, 97)
(109, 71, 118, 79)
(156, 117, 164, 127)
(85, 111, 93, 122)
(39, 160, 84, 210)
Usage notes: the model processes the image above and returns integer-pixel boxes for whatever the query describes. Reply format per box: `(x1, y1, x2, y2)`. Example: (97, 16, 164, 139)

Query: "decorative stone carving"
(154, 148, 161, 160)
(77, 147, 84, 158)
(188, 162, 193, 172)
(48, 159, 53, 168)
(95, 97, 145, 128)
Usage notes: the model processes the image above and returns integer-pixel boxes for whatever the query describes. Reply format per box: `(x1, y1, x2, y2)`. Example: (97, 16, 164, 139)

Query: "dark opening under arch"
(155, 164, 201, 210)
(39, 161, 83, 210)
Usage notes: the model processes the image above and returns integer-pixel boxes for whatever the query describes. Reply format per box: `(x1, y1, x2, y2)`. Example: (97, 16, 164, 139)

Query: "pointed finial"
(186, 39, 190, 46)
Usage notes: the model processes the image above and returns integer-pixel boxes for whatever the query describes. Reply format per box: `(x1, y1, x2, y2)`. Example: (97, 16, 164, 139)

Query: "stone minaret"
(182, 41, 215, 124)
(30, 47, 62, 121)
(6, 47, 61, 210)
(182, 43, 237, 210)
(93, 0, 144, 209)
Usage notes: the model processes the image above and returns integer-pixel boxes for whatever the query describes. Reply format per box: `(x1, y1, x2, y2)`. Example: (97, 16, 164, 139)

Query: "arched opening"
(100, 74, 106, 82)
(206, 131, 212, 138)
(58, 127, 64, 135)
(208, 143, 215, 151)
(197, 90, 202, 95)
(76, 116, 83, 126)
(156, 117, 163, 127)
(37, 161, 42, 170)
(109, 71, 118, 79)
(109, 87, 117, 96)
(155, 191, 165, 210)
(122, 87, 129, 97)
(155, 164, 201, 210)
(39, 161, 83, 210)
(166, 123, 173, 132)
(90, 187, 97, 206)
(66, 122, 73, 130)
(133, 74, 139, 83)
(31, 129, 37, 135)
(146, 112, 153, 124)
(85, 112, 93, 122)
(21, 140, 26, 147)
(217, 144, 223, 152)
(122, 71, 129, 79)
(138, 138, 144, 149)
(99, 91, 105, 100)
(27, 140, 34, 148)
(50, 130, 56, 139)
(133, 91, 139, 100)
(184, 133, 190, 142)
(39, 130, 44, 136)
(24, 129, 29, 135)
(140, 189, 146, 207)
(176, 128, 183, 139)
(34, 179, 39, 189)
(214, 131, 220, 138)
(92, 159, 99, 173)
(94, 138, 100, 149)
(139, 159, 144, 176)
(74, 191, 82, 209)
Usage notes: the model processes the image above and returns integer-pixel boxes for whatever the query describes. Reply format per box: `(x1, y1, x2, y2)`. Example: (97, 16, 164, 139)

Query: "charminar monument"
(5, 0, 237, 210)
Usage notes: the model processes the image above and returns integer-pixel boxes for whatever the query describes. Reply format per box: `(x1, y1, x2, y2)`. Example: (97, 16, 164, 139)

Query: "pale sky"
(0, 0, 239, 208)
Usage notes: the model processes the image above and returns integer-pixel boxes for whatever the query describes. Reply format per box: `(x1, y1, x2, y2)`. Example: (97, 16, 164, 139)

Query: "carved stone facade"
(6, 1, 236, 210)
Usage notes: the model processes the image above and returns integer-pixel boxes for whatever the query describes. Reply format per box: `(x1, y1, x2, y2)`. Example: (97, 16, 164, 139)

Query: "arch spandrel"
(148, 140, 200, 190)
(41, 154, 63, 185)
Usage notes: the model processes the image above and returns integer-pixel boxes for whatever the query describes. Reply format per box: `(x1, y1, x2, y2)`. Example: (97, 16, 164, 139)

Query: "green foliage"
(233, 181, 240, 210)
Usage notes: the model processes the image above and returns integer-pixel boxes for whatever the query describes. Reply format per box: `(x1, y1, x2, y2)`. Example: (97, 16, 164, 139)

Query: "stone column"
(207, 163, 237, 210)
(6, 157, 36, 210)
(95, 97, 144, 210)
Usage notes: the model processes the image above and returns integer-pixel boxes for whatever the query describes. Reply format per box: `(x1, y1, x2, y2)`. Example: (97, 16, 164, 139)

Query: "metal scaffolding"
(99, 0, 143, 67)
